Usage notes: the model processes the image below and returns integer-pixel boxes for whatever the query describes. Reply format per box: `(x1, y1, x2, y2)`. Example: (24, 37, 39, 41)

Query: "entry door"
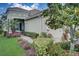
(19, 21, 24, 31)
(15, 20, 25, 32)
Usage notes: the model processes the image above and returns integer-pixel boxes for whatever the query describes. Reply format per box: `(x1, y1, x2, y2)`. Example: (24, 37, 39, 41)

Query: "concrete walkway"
(20, 35, 33, 44)
(18, 35, 36, 56)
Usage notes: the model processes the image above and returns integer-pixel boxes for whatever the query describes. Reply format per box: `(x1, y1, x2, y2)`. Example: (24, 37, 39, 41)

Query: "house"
(2, 7, 69, 42)
(3, 7, 48, 33)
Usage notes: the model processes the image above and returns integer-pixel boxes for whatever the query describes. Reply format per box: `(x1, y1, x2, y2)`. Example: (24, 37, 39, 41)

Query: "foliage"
(47, 43, 64, 56)
(3, 19, 19, 33)
(23, 32, 39, 39)
(0, 36, 25, 56)
(42, 3, 79, 54)
(9, 19, 19, 32)
(59, 42, 70, 50)
(42, 4, 63, 29)
(43, 4, 79, 29)
(74, 44, 79, 52)
(39, 32, 47, 38)
(75, 31, 79, 38)
(0, 19, 3, 34)
(33, 38, 53, 56)
(39, 32, 51, 38)
(0, 28, 3, 34)
(56, 42, 79, 52)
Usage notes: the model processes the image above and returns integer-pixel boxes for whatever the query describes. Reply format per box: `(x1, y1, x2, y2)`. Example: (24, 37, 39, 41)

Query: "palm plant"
(8, 19, 19, 33)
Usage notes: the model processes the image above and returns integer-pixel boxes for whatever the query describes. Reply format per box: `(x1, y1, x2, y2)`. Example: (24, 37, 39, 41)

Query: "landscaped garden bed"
(1, 32, 79, 56)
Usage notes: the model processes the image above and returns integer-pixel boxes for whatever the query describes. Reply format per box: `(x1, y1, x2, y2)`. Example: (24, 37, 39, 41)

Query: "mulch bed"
(4, 31, 22, 37)
(64, 50, 79, 56)
(17, 38, 36, 56)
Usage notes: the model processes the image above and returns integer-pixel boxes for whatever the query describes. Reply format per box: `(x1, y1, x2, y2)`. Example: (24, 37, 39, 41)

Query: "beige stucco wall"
(25, 16, 47, 33)
(7, 10, 28, 20)
(3, 9, 29, 32)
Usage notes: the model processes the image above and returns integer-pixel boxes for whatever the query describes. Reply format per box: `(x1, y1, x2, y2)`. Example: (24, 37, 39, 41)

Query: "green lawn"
(0, 36, 25, 56)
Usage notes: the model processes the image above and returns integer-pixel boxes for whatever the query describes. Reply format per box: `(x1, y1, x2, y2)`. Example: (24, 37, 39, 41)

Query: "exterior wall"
(4, 9, 29, 32)
(7, 10, 29, 20)
(25, 16, 47, 33)
(24, 16, 66, 42)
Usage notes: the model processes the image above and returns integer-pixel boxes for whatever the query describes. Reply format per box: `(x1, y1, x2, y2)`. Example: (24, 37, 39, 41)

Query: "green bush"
(74, 44, 79, 52)
(23, 32, 39, 39)
(59, 42, 70, 50)
(0, 29, 3, 34)
(57, 42, 79, 52)
(40, 32, 47, 37)
(75, 31, 79, 38)
(0, 24, 3, 34)
(33, 38, 66, 56)
(33, 38, 53, 56)
(39, 32, 51, 38)
(47, 43, 64, 56)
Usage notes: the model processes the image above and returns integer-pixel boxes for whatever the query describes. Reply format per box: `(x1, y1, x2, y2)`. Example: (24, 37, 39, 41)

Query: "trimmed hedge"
(23, 32, 39, 39)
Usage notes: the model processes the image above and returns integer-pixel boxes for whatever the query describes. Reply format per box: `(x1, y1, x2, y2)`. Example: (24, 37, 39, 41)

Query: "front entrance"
(14, 19, 25, 32)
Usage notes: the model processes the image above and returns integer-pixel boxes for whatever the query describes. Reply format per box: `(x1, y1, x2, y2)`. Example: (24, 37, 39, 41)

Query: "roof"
(26, 9, 42, 20)
(6, 7, 42, 20)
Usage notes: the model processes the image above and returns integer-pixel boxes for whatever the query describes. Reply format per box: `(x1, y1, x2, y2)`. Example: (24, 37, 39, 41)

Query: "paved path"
(20, 35, 33, 44)
(18, 35, 36, 56)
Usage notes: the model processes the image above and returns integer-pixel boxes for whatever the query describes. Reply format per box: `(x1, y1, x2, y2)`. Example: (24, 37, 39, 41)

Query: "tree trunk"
(69, 26, 75, 55)
(70, 42, 75, 55)
(11, 26, 15, 33)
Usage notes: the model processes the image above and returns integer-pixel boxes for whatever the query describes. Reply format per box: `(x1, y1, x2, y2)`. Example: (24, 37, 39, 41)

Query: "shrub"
(58, 42, 79, 52)
(59, 42, 70, 50)
(39, 32, 51, 38)
(23, 32, 39, 39)
(0, 29, 3, 34)
(47, 43, 64, 56)
(33, 38, 53, 56)
(74, 44, 79, 52)
(39, 32, 47, 38)
(0, 22, 3, 34)
(75, 31, 79, 38)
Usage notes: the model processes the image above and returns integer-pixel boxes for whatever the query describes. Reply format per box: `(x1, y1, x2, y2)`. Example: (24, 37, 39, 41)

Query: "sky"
(0, 3, 48, 14)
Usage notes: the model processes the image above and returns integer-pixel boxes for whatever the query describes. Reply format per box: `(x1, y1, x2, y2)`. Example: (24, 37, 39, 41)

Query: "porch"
(5, 18, 25, 37)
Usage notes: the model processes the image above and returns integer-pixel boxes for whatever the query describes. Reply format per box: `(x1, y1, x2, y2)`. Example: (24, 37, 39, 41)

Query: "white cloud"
(10, 3, 32, 10)
(31, 3, 39, 9)
(10, 3, 39, 10)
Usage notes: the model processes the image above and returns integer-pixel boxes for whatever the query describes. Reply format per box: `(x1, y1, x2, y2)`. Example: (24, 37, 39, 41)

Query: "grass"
(0, 35, 25, 56)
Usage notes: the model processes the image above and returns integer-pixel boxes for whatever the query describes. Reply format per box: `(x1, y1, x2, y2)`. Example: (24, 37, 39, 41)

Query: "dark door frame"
(14, 18, 25, 32)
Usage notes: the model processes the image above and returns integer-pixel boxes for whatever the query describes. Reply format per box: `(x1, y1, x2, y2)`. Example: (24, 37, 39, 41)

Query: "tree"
(0, 18, 3, 34)
(1, 13, 17, 33)
(42, 3, 79, 55)
(9, 19, 19, 33)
